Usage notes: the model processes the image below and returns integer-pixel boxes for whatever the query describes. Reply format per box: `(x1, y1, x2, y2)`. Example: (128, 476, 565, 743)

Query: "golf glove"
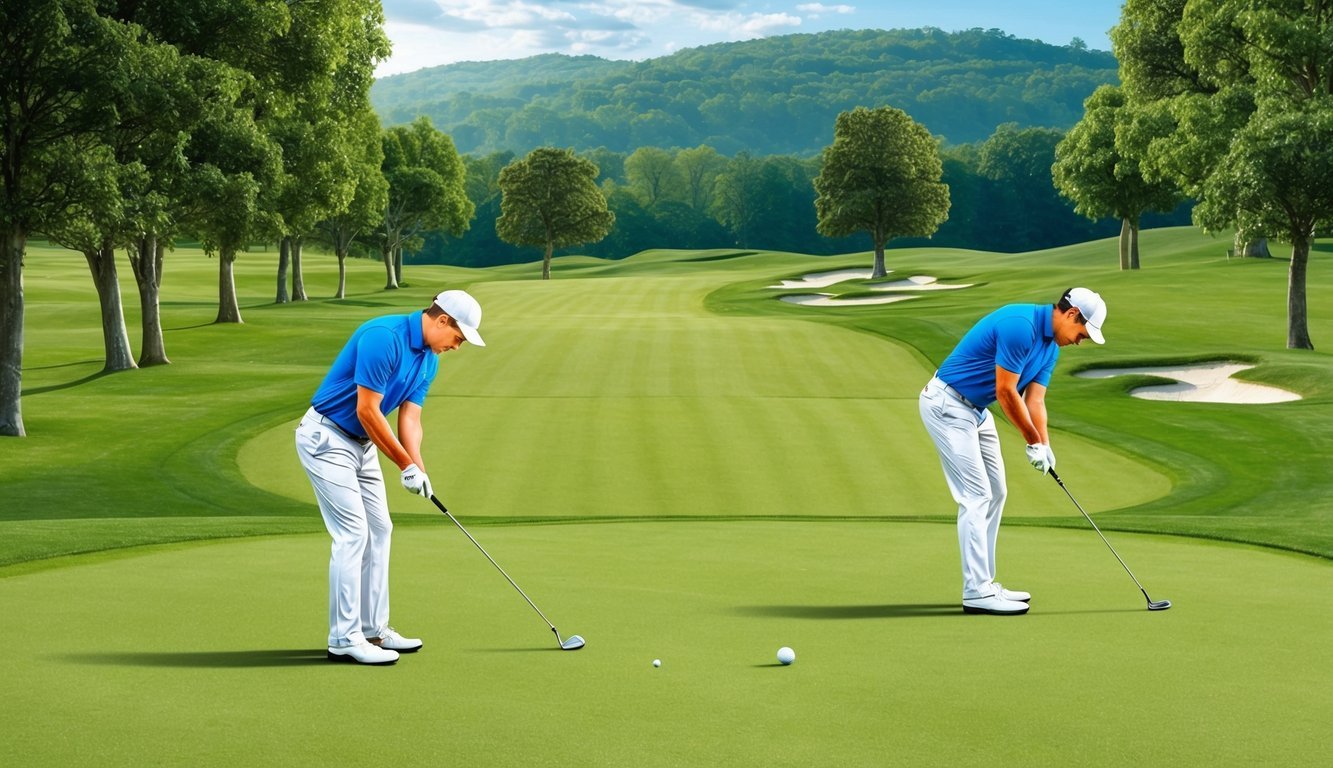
(1026, 443, 1056, 475)
(401, 463, 432, 498)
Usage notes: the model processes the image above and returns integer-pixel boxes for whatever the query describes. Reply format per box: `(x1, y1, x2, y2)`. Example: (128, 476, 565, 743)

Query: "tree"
(315, 108, 387, 299)
(1113, 0, 1330, 348)
(813, 106, 950, 278)
(1053, 85, 1182, 269)
(674, 145, 726, 213)
(497, 147, 615, 279)
(379, 117, 473, 288)
(1, 0, 131, 436)
(624, 147, 683, 208)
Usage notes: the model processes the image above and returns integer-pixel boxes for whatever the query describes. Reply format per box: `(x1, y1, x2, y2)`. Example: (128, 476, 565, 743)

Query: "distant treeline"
(372, 28, 1120, 156)
(404, 124, 1192, 269)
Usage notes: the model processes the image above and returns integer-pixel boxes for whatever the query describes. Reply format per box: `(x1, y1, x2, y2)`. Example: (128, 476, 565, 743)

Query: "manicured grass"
(2, 229, 1331, 766)
(3, 523, 1329, 766)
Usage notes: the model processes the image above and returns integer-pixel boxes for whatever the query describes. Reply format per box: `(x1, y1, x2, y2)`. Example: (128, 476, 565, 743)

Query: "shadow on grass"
(736, 603, 961, 619)
(737, 603, 1150, 619)
(22, 369, 111, 396)
(65, 648, 328, 668)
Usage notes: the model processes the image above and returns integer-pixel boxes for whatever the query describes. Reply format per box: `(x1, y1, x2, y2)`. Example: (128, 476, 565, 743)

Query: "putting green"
(4, 522, 1327, 766)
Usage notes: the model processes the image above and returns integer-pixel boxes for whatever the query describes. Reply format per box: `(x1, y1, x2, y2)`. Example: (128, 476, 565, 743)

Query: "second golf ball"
(653, 659, 661, 667)
(777, 646, 795, 665)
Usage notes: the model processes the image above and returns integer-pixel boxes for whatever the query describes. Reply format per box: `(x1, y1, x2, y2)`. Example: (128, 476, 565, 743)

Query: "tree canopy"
(497, 148, 615, 279)
(814, 107, 950, 277)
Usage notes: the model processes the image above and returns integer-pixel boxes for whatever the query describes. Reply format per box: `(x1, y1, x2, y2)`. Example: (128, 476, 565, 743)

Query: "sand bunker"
(779, 293, 920, 307)
(769, 268, 875, 289)
(869, 275, 973, 292)
(1076, 362, 1301, 404)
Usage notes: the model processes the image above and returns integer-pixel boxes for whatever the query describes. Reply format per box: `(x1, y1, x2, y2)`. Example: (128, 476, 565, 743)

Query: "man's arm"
(1024, 381, 1050, 444)
(355, 385, 415, 470)
(993, 365, 1044, 445)
(397, 401, 426, 470)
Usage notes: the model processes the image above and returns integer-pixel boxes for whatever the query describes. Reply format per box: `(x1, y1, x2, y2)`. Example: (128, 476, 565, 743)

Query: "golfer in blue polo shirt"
(296, 290, 485, 665)
(919, 287, 1106, 615)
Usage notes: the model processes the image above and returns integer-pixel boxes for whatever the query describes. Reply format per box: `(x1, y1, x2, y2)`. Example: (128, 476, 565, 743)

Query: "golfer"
(919, 287, 1106, 615)
(296, 290, 485, 664)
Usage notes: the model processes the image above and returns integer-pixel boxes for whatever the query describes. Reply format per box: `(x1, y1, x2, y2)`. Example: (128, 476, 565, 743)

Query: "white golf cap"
(1064, 287, 1107, 344)
(433, 289, 485, 347)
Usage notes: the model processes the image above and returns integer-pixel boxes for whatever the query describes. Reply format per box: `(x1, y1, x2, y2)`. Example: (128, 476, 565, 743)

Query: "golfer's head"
(425, 290, 485, 352)
(1055, 287, 1106, 346)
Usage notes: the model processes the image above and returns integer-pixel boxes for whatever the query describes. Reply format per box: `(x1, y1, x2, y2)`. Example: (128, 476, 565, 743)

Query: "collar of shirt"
(1038, 304, 1054, 341)
(407, 310, 426, 352)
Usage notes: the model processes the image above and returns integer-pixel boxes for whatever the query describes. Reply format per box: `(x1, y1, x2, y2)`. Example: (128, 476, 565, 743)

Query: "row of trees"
(2, 0, 394, 437)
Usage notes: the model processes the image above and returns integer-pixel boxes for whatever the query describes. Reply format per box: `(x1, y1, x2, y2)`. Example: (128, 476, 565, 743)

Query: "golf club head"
(1148, 599, 1172, 611)
(560, 634, 585, 650)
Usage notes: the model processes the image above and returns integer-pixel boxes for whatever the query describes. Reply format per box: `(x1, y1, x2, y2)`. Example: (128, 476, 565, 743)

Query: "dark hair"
(425, 302, 446, 318)
(1056, 287, 1076, 311)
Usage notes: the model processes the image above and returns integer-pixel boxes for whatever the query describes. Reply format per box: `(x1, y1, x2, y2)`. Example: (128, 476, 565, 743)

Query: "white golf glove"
(400, 463, 433, 497)
(1026, 443, 1056, 475)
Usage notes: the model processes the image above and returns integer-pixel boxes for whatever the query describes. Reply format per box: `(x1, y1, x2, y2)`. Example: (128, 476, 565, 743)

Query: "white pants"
(295, 407, 393, 647)
(918, 378, 1008, 599)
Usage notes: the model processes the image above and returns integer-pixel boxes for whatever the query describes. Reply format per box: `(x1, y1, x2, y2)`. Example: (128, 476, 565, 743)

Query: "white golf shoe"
(995, 583, 1031, 603)
(368, 627, 423, 653)
(327, 640, 399, 665)
(962, 593, 1030, 615)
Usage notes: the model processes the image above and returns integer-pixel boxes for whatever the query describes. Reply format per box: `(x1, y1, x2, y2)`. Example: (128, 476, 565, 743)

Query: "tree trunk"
(275, 236, 290, 304)
(291, 236, 307, 301)
(543, 241, 553, 280)
(335, 245, 347, 299)
(128, 235, 170, 366)
(83, 239, 137, 372)
(1287, 238, 1313, 350)
(1234, 234, 1272, 258)
(393, 247, 403, 285)
(216, 248, 244, 324)
(871, 238, 887, 279)
(382, 244, 398, 289)
(1118, 218, 1131, 270)
(0, 223, 26, 437)
(1129, 218, 1141, 270)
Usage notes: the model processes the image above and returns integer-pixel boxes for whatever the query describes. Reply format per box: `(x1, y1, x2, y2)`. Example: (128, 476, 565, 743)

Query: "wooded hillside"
(371, 28, 1119, 155)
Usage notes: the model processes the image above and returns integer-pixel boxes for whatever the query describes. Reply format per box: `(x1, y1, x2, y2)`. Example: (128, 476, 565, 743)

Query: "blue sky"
(378, 0, 1125, 76)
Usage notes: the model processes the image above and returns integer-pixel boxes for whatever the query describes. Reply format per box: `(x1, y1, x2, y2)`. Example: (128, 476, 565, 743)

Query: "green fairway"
(3, 229, 1331, 765)
(3, 523, 1328, 767)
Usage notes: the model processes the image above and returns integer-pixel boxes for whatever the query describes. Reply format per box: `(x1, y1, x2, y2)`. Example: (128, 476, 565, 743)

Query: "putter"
(429, 495, 585, 650)
(1049, 471, 1172, 611)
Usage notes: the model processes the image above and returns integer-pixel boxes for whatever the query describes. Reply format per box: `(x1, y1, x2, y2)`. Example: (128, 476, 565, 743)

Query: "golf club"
(1048, 470, 1172, 611)
(429, 494, 585, 650)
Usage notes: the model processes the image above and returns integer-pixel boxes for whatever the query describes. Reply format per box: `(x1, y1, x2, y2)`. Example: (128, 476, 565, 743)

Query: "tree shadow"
(22, 369, 110, 395)
(64, 648, 330, 668)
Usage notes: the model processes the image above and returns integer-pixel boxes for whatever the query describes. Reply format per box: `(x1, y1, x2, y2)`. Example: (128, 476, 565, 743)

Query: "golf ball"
(777, 646, 795, 665)
(653, 659, 661, 667)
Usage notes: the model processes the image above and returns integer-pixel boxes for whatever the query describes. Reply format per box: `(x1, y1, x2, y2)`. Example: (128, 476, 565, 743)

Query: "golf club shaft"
(429, 494, 559, 635)
(1048, 470, 1155, 603)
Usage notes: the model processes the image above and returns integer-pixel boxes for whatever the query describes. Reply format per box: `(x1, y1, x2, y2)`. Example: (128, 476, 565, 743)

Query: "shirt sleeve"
(993, 316, 1038, 375)
(353, 327, 400, 395)
(1032, 348, 1059, 387)
(406, 370, 433, 406)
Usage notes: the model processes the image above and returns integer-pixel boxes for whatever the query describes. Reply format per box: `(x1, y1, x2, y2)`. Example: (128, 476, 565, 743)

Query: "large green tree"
(1114, 0, 1331, 348)
(624, 147, 683, 208)
(497, 147, 615, 279)
(1053, 85, 1182, 270)
(813, 106, 950, 278)
(0, 0, 130, 436)
(379, 117, 474, 289)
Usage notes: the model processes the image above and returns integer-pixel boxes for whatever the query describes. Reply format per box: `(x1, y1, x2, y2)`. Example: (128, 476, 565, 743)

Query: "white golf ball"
(652, 659, 661, 667)
(777, 646, 795, 665)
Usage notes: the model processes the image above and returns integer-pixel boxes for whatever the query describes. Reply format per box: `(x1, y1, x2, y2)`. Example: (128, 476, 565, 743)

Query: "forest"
(371, 28, 1121, 156)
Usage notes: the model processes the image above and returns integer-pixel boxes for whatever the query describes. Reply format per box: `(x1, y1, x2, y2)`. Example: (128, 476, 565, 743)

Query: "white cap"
(433, 290, 485, 347)
(1064, 287, 1107, 344)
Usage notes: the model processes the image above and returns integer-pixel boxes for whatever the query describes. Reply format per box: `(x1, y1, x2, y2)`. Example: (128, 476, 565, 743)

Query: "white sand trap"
(769, 268, 876, 289)
(870, 275, 974, 292)
(780, 293, 920, 307)
(1076, 362, 1301, 404)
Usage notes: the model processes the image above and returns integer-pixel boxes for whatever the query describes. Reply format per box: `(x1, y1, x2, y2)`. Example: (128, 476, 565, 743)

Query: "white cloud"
(796, 3, 856, 15)
(699, 12, 802, 38)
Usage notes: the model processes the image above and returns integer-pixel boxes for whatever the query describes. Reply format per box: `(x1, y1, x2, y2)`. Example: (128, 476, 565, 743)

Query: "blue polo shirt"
(936, 304, 1059, 408)
(310, 311, 438, 438)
